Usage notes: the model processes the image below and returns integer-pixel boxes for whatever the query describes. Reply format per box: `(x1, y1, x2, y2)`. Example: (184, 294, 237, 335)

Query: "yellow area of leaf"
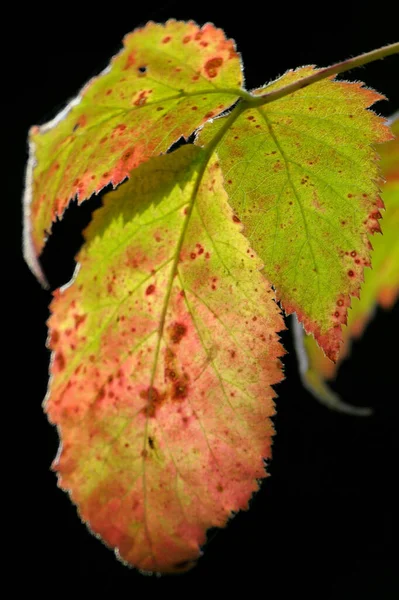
(24, 20, 243, 281)
(45, 146, 284, 573)
(198, 67, 393, 361)
(295, 116, 398, 412)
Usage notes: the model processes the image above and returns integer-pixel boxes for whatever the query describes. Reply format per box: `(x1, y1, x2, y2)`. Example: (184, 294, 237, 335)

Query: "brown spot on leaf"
(172, 376, 189, 400)
(55, 352, 65, 371)
(168, 322, 187, 344)
(140, 386, 163, 417)
(204, 57, 223, 78)
(74, 314, 86, 328)
(145, 284, 155, 296)
(123, 52, 136, 70)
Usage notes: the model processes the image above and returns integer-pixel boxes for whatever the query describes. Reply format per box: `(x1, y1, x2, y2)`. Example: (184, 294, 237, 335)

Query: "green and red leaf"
(45, 146, 284, 572)
(24, 20, 243, 282)
(198, 68, 393, 360)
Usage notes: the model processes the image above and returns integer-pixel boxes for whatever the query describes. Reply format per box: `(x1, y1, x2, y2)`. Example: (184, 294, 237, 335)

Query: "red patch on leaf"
(145, 284, 156, 295)
(204, 57, 223, 78)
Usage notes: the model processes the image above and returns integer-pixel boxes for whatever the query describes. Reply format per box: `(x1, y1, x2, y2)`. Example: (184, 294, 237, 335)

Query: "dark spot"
(148, 436, 155, 449)
(204, 57, 223, 78)
(162, 36, 171, 43)
(55, 352, 65, 371)
(74, 314, 86, 328)
(348, 270, 355, 278)
(190, 252, 196, 260)
(173, 378, 189, 400)
(165, 367, 177, 381)
(350, 251, 357, 257)
(232, 215, 240, 223)
(122, 148, 134, 162)
(168, 322, 187, 344)
(145, 284, 155, 296)
(138, 65, 147, 74)
(183, 35, 191, 44)
(140, 386, 162, 417)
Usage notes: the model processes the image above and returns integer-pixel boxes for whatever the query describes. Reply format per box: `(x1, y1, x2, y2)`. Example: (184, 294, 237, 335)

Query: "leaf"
(198, 67, 393, 360)
(45, 146, 285, 573)
(24, 20, 243, 282)
(294, 115, 399, 414)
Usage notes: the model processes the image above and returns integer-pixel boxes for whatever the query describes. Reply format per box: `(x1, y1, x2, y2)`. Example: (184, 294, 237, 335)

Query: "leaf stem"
(246, 42, 399, 107)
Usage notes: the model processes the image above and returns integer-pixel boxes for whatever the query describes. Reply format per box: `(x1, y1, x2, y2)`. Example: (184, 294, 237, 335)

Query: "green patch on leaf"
(295, 116, 398, 413)
(198, 68, 392, 360)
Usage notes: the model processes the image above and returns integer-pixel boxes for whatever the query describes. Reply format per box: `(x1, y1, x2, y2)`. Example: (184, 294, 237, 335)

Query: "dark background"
(5, 0, 398, 594)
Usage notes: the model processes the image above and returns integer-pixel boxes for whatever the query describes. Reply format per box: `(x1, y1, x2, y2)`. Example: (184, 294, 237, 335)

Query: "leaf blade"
(45, 146, 284, 572)
(24, 20, 243, 282)
(295, 115, 398, 409)
(198, 67, 393, 360)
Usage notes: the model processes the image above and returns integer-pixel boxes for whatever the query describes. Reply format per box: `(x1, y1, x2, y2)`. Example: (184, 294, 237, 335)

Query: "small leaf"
(198, 67, 393, 360)
(24, 20, 243, 282)
(45, 146, 284, 573)
(294, 115, 398, 413)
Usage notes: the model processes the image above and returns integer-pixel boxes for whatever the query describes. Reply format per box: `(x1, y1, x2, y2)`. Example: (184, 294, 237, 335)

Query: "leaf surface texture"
(46, 147, 284, 572)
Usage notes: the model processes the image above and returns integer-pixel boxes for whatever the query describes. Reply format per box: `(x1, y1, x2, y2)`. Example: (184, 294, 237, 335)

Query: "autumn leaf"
(198, 68, 392, 360)
(45, 146, 284, 573)
(24, 20, 243, 282)
(24, 21, 398, 571)
(293, 114, 399, 414)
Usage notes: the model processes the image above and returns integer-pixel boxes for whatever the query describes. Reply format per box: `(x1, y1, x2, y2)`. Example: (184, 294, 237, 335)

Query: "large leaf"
(294, 115, 399, 413)
(24, 20, 243, 281)
(198, 68, 392, 360)
(45, 146, 284, 573)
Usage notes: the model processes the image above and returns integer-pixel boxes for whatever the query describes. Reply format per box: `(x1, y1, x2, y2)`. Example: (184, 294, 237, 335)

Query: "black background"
(5, 0, 398, 594)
